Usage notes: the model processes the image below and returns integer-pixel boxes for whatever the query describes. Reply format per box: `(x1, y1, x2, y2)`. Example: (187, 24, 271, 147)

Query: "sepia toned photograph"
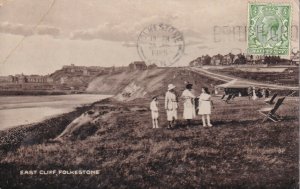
(0, 0, 299, 188)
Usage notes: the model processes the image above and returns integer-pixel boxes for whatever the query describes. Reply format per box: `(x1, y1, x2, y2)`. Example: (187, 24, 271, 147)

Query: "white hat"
(168, 84, 176, 90)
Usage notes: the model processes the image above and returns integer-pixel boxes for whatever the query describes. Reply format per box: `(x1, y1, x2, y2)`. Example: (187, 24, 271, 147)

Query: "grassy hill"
(87, 67, 224, 101)
(0, 68, 298, 188)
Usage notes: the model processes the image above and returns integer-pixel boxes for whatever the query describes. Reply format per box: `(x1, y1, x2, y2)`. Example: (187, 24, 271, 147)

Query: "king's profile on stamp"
(247, 3, 291, 55)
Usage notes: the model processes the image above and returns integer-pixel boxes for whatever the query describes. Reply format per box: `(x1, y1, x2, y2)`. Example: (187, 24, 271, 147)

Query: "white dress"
(181, 89, 196, 119)
(150, 100, 159, 119)
(198, 93, 211, 115)
(252, 89, 258, 100)
(165, 91, 178, 121)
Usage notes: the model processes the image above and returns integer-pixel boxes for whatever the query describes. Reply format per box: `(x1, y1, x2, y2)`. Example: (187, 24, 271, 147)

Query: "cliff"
(86, 67, 224, 101)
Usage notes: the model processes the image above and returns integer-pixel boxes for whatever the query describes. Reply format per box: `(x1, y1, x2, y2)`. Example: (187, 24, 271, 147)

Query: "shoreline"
(0, 90, 70, 96)
(0, 107, 74, 131)
(0, 105, 87, 152)
(0, 94, 113, 130)
(0, 90, 114, 96)
(0, 97, 111, 153)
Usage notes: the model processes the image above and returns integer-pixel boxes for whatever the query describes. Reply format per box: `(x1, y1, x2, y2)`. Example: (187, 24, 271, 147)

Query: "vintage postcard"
(0, 0, 299, 188)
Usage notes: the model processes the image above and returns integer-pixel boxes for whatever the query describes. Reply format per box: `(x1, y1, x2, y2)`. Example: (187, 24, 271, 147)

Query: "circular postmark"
(137, 23, 185, 67)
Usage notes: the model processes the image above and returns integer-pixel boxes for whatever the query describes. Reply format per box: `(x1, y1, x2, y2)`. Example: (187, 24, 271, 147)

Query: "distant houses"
(0, 64, 96, 85)
(63, 64, 87, 73)
(0, 75, 15, 83)
(62, 64, 107, 76)
(0, 62, 159, 91)
(0, 74, 53, 84)
(189, 52, 299, 67)
(0, 62, 157, 86)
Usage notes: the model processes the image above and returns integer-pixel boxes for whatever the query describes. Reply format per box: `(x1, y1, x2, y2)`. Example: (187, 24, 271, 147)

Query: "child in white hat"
(150, 96, 159, 128)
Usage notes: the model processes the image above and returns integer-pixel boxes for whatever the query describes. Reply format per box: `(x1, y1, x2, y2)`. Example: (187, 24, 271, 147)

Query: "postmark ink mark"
(137, 23, 185, 67)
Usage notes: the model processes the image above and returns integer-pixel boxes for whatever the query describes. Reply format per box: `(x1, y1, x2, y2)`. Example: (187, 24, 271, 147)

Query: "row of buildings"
(0, 74, 54, 84)
(190, 51, 300, 66)
(61, 63, 153, 75)
(62, 64, 110, 76)
(0, 62, 157, 85)
(0, 64, 110, 84)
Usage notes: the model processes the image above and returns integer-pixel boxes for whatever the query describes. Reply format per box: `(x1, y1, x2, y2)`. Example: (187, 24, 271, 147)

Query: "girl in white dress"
(198, 87, 214, 127)
(252, 87, 258, 100)
(150, 96, 159, 128)
(181, 83, 196, 126)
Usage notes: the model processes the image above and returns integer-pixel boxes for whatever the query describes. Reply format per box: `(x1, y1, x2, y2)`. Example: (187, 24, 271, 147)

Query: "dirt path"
(189, 67, 299, 90)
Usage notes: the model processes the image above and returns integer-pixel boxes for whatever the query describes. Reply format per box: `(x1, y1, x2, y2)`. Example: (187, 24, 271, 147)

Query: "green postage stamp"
(247, 3, 291, 55)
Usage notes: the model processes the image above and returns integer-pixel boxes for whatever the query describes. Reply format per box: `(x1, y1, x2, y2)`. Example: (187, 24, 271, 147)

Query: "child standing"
(198, 87, 214, 127)
(150, 96, 159, 128)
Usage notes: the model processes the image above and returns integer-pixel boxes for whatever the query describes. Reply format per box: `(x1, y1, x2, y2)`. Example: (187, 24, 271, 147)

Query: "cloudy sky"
(0, 0, 298, 75)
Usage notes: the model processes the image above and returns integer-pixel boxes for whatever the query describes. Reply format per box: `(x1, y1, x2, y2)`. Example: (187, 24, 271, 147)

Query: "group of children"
(248, 87, 270, 100)
(150, 83, 213, 129)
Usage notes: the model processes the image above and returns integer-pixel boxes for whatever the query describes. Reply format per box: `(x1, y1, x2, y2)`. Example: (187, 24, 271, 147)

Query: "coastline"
(0, 97, 110, 153)
(0, 96, 298, 188)
(0, 94, 113, 130)
(0, 90, 95, 96)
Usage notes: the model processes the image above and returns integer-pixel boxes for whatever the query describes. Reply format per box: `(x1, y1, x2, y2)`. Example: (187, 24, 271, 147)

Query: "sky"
(0, 0, 299, 75)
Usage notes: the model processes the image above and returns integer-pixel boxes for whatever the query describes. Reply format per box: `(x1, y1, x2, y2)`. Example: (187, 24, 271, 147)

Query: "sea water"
(0, 94, 112, 130)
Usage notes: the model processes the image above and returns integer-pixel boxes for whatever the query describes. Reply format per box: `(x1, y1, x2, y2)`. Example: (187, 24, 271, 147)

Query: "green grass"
(0, 96, 298, 188)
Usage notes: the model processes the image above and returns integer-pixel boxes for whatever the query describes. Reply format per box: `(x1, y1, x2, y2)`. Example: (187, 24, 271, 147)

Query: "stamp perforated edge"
(247, 2, 293, 56)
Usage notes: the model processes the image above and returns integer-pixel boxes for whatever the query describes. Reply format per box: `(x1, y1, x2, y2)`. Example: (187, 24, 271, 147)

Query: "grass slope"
(87, 67, 224, 100)
(0, 96, 298, 188)
(0, 68, 298, 188)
